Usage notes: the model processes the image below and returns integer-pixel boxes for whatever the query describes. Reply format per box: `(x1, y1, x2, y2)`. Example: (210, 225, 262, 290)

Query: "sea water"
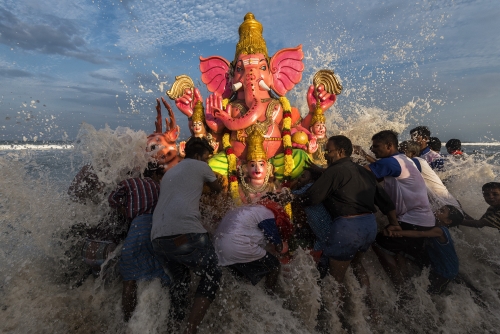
(1, 120, 499, 333)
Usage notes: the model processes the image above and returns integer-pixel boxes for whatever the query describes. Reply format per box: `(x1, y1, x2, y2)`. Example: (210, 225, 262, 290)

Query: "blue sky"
(1, 0, 499, 143)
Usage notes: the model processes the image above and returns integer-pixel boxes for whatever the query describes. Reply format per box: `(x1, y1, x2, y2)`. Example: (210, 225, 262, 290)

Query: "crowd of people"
(70, 126, 500, 333)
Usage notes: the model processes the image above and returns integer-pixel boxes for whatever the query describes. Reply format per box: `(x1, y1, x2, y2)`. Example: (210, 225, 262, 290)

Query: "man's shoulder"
(480, 206, 500, 229)
(485, 206, 500, 216)
(368, 155, 402, 179)
(370, 155, 400, 167)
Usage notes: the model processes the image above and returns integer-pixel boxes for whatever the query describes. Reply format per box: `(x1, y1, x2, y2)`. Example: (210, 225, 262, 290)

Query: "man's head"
(370, 130, 399, 158)
(398, 140, 421, 158)
(324, 135, 352, 165)
(429, 137, 441, 153)
(143, 161, 165, 181)
(184, 137, 213, 162)
(446, 139, 462, 154)
(409, 126, 431, 150)
(435, 205, 464, 228)
(296, 168, 322, 189)
(482, 182, 500, 207)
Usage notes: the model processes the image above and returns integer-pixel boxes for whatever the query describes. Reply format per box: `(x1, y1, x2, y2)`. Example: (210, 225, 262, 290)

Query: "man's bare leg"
(122, 280, 138, 322)
(328, 258, 352, 329)
(328, 257, 352, 302)
(184, 296, 212, 334)
(265, 264, 281, 295)
(372, 244, 405, 291)
(351, 252, 379, 324)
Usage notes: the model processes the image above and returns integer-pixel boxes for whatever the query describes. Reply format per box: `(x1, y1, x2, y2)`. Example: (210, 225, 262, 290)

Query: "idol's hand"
(207, 93, 230, 122)
(307, 84, 336, 114)
(175, 87, 203, 117)
(308, 136, 318, 153)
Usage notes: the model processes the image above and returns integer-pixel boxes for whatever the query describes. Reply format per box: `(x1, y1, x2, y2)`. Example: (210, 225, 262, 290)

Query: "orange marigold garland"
(279, 96, 293, 219)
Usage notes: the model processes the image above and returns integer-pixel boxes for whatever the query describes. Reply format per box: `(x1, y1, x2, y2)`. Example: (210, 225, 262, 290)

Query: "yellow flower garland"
(223, 132, 241, 205)
(279, 96, 294, 219)
(279, 97, 294, 178)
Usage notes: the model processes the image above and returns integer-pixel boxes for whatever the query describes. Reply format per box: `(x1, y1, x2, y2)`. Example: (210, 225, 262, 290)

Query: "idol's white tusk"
(258, 80, 271, 91)
(232, 82, 243, 91)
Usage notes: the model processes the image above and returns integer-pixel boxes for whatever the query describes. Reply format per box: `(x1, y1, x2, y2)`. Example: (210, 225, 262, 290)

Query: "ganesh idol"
(173, 12, 341, 180)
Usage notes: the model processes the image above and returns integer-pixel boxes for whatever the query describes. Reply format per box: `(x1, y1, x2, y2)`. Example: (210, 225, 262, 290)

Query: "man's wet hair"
(446, 139, 462, 152)
(185, 137, 214, 158)
(446, 205, 464, 228)
(372, 130, 399, 148)
(399, 140, 420, 157)
(328, 135, 353, 156)
(143, 161, 163, 178)
(409, 126, 431, 139)
(261, 191, 292, 207)
(482, 182, 500, 192)
(429, 137, 442, 152)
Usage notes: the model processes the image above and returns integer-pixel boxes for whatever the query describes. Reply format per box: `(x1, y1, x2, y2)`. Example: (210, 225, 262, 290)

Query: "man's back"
(151, 158, 217, 238)
(420, 146, 444, 170)
(307, 157, 394, 220)
(412, 156, 461, 212)
(370, 153, 434, 226)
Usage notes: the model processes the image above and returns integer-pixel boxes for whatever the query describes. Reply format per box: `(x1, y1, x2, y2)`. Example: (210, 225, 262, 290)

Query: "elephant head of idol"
(199, 12, 304, 115)
(146, 97, 181, 172)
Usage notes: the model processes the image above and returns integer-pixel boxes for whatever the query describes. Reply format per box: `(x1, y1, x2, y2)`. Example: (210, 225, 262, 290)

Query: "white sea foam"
(0, 144, 74, 151)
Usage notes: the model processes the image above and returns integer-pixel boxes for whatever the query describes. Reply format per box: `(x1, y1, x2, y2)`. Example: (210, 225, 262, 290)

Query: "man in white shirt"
(151, 137, 221, 334)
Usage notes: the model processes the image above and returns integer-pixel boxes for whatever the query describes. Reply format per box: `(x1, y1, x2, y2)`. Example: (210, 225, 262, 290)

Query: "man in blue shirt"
(364, 130, 435, 297)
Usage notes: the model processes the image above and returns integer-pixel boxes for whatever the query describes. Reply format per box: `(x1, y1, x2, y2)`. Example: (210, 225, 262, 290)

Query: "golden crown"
(191, 101, 205, 123)
(310, 102, 326, 126)
(234, 13, 269, 64)
(246, 129, 267, 162)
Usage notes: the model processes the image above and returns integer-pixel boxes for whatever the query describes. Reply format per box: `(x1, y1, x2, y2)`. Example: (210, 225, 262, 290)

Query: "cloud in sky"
(0, 7, 104, 64)
(0, 0, 499, 142)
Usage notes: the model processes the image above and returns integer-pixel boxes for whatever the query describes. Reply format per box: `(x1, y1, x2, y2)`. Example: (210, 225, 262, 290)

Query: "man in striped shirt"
(108, 170, 161, 222)
(108, 163, 171, 322)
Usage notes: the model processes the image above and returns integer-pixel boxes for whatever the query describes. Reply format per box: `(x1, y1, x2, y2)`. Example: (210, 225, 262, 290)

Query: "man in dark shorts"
(108, 162, 170, 321)
(151, 138, 222, 334)
(213, 198, 292, 294)
(300, 135, 398, 319)
(365, 130, 435, 294)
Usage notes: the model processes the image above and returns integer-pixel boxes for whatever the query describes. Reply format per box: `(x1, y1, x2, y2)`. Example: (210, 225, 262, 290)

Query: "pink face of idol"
(191, 121, 206, 136)
(311, 122, 326, 138)
(247, 159, 267, 181)
(233, 53, 271, 90)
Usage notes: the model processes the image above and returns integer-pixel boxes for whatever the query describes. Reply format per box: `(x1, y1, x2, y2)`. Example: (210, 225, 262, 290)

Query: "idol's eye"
(150, 144, 156, 151)
(260, 65, 267, 71)
(236, 66, 243, 73)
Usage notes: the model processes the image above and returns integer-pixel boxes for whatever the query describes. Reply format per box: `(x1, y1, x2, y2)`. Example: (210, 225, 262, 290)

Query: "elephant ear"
(270, 45, 304, 97)
(200, 56, 232, 98)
